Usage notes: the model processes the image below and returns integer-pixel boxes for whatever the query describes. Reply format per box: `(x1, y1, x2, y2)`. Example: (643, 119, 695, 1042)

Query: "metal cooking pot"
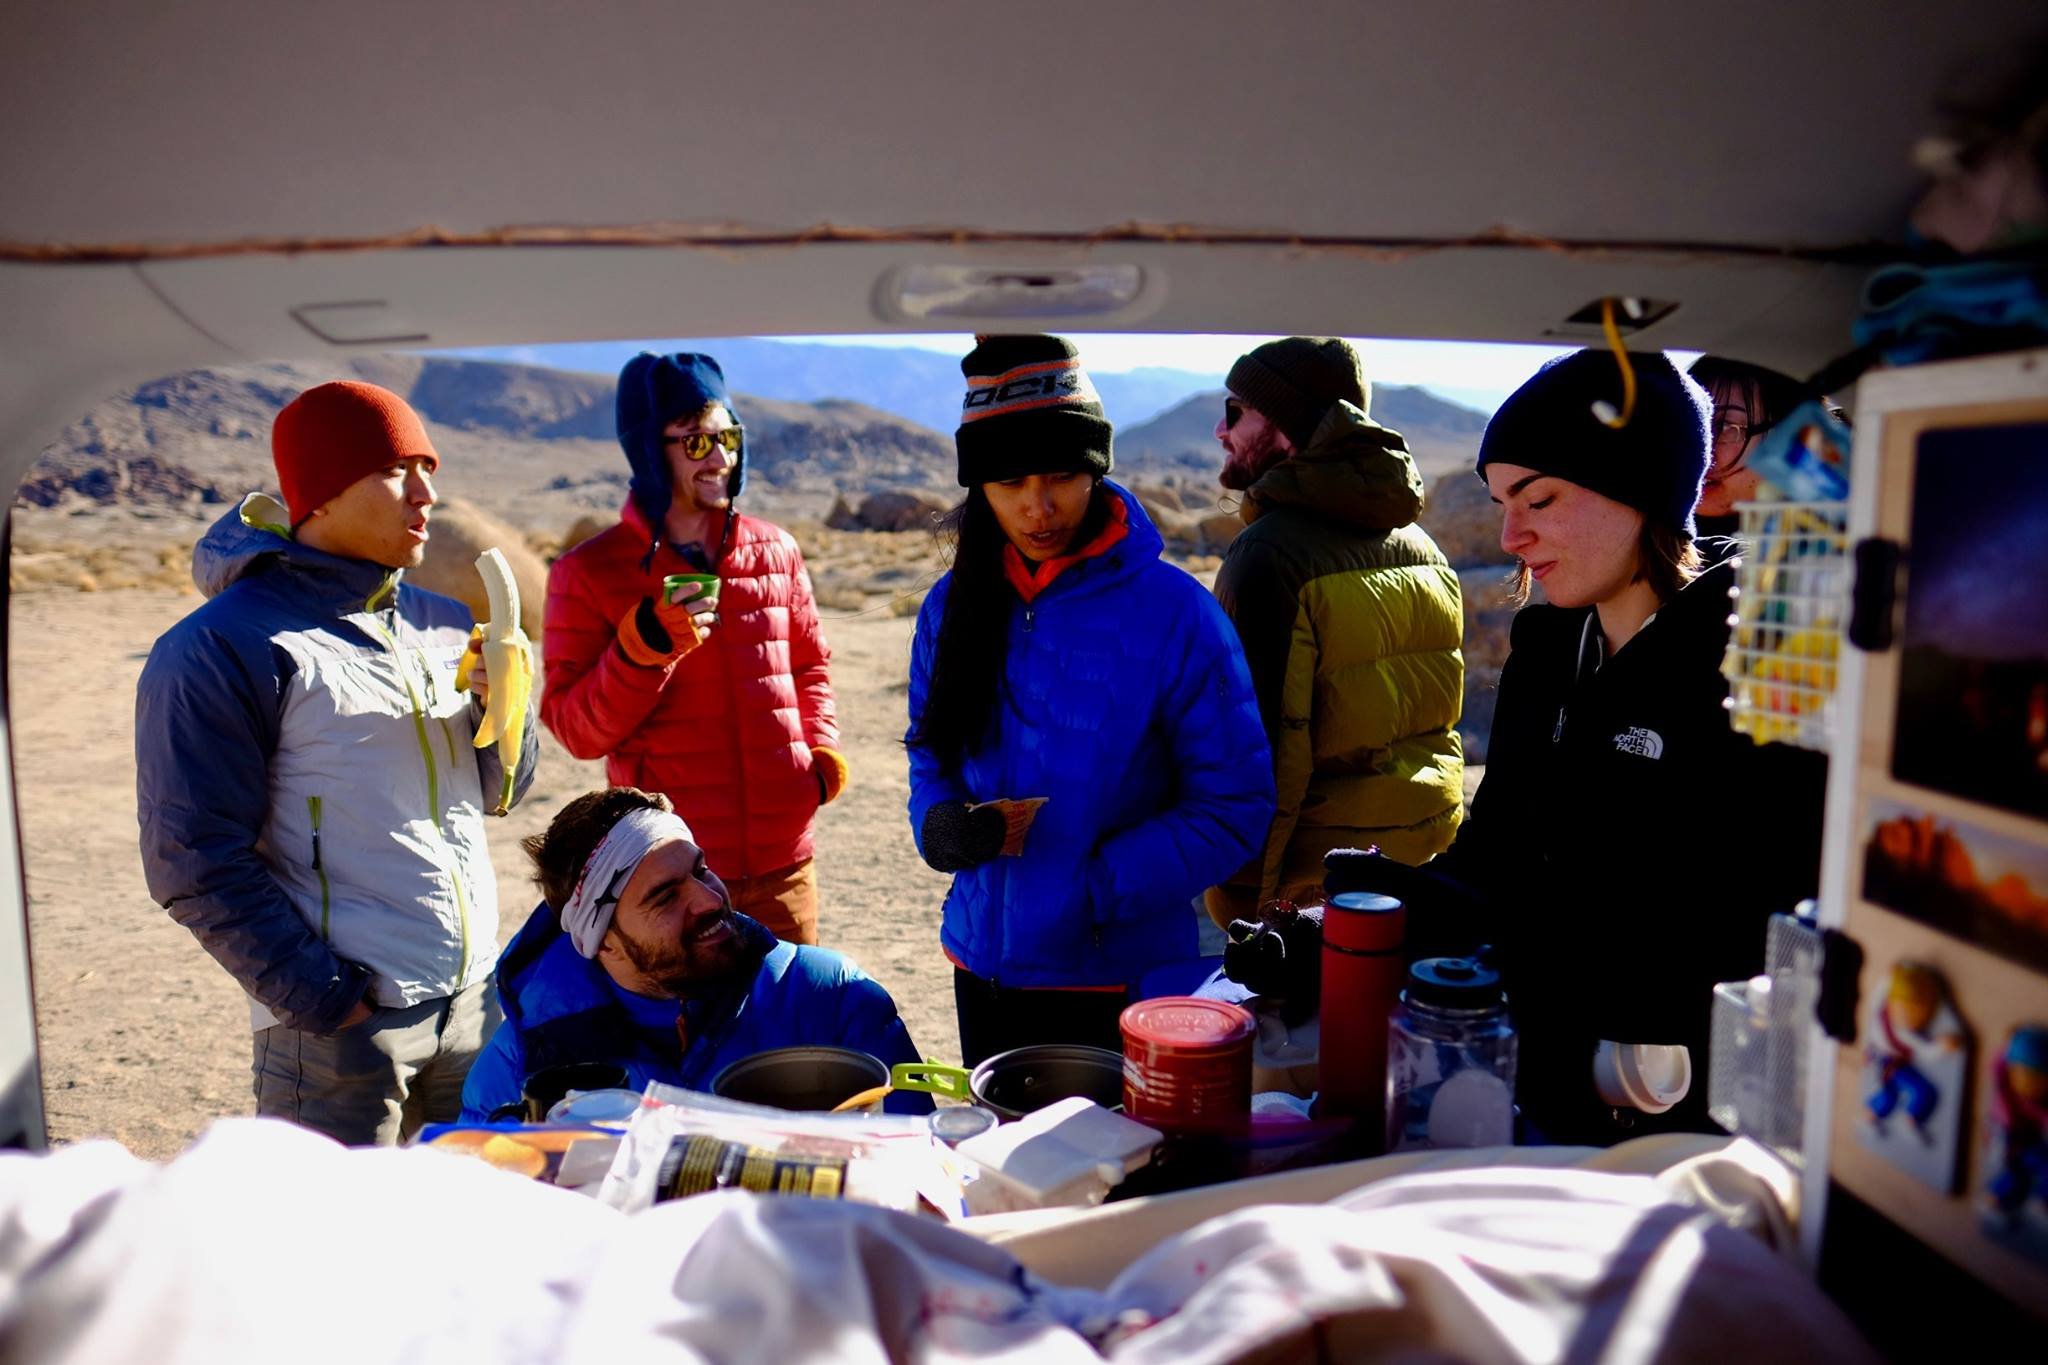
(893, 1044, 1125, 1121)
(709, 1046, 890, 1113)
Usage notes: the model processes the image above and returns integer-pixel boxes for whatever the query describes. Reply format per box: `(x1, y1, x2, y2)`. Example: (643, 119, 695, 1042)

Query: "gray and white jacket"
(136, 494, 538, 1032)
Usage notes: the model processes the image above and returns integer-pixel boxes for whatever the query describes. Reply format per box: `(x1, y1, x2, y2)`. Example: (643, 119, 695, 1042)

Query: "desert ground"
(12, 557, 960, 1160)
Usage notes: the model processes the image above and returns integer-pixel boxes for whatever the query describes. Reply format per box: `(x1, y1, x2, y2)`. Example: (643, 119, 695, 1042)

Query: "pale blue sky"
(456, 332, 1699, 415)
(785, 333, 1594, 411)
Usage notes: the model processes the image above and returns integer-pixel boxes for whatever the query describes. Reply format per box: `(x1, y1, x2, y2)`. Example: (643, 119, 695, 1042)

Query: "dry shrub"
(889, 590, 926, 618)
(859, 564, 928, 596)
(12, 538, 196, 594)
(782, 518, 830, 557)
(813, 579, 870, 612)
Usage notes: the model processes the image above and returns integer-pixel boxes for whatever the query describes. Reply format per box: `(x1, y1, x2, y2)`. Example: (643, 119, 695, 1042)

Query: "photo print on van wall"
(1862, 797, 2048, 975)
(1890, 422, 2048, 823)
(1856, 959, 1970, 1194)
(1983, 1023, 2048, 1268)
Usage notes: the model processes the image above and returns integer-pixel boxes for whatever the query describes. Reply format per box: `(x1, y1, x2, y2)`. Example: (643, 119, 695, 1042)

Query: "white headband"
(560, 808, 693, 958)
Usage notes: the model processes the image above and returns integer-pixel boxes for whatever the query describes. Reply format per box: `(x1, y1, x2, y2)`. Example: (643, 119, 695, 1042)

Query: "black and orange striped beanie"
(953, 334, 1114, 487)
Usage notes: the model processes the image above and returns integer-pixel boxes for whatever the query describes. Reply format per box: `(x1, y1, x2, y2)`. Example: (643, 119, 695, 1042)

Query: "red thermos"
(1318, 891, 1407, 1150)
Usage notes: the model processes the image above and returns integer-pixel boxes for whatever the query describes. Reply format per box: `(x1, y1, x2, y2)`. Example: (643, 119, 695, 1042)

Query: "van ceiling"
(0, 1, 2043, 463)
(6, 2, 2038, 249)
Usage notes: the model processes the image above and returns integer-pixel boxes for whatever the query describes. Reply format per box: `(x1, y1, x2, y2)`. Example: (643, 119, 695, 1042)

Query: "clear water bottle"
(1386, 956, 1518, 1152)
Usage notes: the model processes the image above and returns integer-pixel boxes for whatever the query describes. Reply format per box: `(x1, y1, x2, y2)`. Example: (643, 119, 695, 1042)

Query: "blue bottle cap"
(1406, 956, 1506, 1011)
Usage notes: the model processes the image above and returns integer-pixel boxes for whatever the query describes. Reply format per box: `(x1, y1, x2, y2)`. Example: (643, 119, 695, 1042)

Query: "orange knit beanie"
(271, 381, 440, 525)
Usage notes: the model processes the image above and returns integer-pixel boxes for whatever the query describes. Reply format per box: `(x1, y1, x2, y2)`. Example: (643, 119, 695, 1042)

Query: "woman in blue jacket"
(907, 336, 1275, 1065)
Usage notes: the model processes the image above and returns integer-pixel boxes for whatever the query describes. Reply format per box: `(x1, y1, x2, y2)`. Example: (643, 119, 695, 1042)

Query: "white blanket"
(0, 1119, 1872, 1364)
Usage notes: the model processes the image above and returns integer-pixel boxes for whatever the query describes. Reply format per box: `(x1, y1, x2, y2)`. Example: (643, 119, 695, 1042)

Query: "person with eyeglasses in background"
(1684, 355, 1839, 540)
(1201, 338, 1465, 932)
(540, 353, 846, 946)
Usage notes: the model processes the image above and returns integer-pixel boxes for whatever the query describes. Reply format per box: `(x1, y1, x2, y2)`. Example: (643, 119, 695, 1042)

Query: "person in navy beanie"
(1476, 348, 1712, 538)
(1347, 346, 1827, 1147)
(906, 334, 1275, 1065)
(539, 352, 847, 946)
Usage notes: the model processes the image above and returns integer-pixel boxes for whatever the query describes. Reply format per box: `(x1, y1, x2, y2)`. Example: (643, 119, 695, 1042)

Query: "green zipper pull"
(306, 795, 332, 941)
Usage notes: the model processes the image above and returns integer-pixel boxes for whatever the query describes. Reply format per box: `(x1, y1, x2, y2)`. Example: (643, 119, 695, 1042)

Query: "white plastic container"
(1591, 1041, 1692, 1114)
(955, 1097, 1161, 1215)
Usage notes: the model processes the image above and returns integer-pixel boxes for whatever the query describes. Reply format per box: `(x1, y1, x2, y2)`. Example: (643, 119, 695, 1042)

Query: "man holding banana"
(136, 380, 539, 1146)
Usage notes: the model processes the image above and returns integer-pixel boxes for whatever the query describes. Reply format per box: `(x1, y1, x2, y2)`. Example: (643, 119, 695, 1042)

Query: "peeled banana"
(468, 548, 534, 815)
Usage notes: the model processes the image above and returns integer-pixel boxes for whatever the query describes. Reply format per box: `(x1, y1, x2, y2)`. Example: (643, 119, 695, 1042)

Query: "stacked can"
(1119, 997, 1256, 1134)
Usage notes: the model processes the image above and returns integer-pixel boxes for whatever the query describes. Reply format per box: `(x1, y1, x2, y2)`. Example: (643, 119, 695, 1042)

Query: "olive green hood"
(1241, 399, 1424, 532)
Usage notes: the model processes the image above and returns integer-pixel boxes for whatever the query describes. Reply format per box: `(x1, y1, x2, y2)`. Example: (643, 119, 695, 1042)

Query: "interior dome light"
(877, 264, 1151, 322)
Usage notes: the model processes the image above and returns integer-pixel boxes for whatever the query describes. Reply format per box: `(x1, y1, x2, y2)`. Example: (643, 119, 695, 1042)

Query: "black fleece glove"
(918, 800, 1006, 874)
(1222, 903, 1324, 1025)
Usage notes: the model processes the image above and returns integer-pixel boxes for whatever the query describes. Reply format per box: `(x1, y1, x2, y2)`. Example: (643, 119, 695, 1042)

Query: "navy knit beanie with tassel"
(1476, 349, 1710, 536)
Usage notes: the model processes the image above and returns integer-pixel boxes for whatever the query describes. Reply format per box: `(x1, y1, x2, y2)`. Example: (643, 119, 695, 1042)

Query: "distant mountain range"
(1116, 384, 1488, 485)
(443, 336, 1494, 455)
(28, 345, 1494, 519)
(21, 356, 952, 530)
(444, 338, 1215, 436)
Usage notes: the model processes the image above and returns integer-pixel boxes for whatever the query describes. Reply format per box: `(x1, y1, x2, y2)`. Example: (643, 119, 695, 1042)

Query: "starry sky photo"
(1892, 421, 2048, 822)
(1903, 424, 2048, 662)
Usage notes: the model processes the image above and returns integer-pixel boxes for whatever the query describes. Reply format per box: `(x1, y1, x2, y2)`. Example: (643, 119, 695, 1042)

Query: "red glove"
(616, 595, 706, 668)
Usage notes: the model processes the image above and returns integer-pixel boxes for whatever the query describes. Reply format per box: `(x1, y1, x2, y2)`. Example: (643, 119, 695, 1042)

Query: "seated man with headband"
(460, 786, 929, 1119)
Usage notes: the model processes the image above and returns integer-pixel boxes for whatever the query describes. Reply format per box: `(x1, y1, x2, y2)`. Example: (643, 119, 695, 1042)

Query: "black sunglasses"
(1223, 397, 1246, 429)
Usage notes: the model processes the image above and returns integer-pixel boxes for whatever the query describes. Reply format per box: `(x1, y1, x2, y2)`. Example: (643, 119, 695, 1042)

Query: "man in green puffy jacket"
(1204, 338, 1465, 929)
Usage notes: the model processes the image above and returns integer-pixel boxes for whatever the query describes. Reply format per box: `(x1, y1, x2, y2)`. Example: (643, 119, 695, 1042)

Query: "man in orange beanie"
(135, 379, 538, 1145)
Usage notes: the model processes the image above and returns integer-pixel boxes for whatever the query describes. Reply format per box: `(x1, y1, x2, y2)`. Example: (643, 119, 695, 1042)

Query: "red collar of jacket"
(621, 496, 731, 568)
(1001, 497, 1130, 604)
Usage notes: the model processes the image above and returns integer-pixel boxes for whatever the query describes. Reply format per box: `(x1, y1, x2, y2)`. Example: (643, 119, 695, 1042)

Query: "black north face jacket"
(1404, 539, 1827, 1144)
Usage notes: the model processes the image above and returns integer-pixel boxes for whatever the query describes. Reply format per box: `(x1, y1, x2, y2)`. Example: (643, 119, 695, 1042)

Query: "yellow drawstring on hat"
(1591, 296, 1639, 429)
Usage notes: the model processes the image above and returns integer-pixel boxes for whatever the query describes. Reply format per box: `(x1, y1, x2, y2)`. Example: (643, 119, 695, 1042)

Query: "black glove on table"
(1222, 903, 1324, 1026)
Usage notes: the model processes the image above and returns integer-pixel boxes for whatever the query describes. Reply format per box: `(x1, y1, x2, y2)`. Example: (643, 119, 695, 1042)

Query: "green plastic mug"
(663, 573, 720, 610)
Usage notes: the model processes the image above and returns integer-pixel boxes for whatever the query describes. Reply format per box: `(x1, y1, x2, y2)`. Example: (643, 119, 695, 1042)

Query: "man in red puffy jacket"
(541, 352, 845, 944)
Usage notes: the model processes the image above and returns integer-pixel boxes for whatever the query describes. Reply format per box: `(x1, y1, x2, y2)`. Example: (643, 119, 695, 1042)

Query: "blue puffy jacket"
(906, 483, 1275, 988)
(460, 908, 931, 1119)
(136, 495, 538, 1034)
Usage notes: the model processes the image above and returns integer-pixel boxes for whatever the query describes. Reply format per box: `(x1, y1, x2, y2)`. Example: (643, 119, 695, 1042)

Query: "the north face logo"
(1613, 726, 1665, 759)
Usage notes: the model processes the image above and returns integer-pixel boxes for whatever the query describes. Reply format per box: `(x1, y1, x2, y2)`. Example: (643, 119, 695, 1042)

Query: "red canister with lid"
(1119, 997, 1256, 1134)
(1318, 891, 1407, 1152)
